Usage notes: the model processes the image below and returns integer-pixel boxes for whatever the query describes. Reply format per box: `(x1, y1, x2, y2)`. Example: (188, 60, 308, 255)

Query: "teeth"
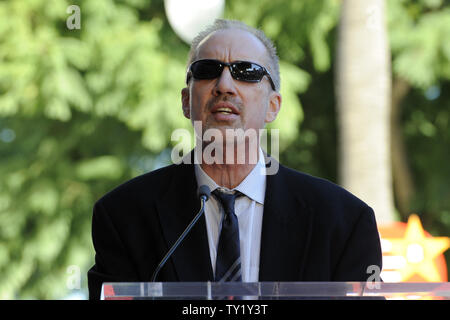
(216, 107, 233, 113)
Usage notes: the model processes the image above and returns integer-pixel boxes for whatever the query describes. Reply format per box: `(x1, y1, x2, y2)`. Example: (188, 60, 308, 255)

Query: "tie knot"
(213, 189, 242, 215)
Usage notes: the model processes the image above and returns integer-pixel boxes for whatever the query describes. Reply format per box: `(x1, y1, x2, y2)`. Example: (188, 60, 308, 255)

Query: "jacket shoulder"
(278, 164, 373, 216)
(96, 163, 179, 207)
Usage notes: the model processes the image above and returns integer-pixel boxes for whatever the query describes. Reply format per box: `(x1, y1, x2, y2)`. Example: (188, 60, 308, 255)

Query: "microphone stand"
(151, 194, 208, 282)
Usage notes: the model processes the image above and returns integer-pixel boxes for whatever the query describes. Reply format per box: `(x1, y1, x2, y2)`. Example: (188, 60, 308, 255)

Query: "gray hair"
(187, 19, 281, 92)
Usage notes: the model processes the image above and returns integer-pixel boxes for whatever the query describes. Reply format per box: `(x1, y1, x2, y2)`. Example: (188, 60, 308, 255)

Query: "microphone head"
(197, 185, 211, 201)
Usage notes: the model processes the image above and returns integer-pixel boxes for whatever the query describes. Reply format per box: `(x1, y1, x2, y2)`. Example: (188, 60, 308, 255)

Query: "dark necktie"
(213, 189, 242, 282)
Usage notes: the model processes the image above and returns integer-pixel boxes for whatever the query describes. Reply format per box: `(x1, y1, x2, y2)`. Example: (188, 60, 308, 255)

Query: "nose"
(212, 66, 237, 96)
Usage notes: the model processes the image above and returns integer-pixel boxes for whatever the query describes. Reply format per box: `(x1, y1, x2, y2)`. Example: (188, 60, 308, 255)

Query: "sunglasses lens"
(190, 60, 222, 79)
(232, 62, 265, 81)
(188, 60, 273, 89)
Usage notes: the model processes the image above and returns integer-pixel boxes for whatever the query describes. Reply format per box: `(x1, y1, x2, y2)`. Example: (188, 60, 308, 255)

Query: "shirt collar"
(194, 148, 266, 204)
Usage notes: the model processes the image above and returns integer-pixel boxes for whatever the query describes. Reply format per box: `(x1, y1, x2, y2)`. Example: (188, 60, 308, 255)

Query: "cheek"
(191, 84, 212, 103)
(246, 95, 270, 123)
(189, 89, 207, 119)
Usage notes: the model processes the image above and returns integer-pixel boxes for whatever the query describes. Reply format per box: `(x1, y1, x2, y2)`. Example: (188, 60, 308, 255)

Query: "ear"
(265, 91, 282, 123)
(181, 87, 191, 119)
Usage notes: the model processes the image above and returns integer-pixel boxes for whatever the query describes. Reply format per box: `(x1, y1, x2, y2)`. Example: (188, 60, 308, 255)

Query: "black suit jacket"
(87, 156, 382, 300)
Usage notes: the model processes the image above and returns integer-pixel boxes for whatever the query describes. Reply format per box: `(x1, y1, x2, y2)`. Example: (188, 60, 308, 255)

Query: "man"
(87, 19, 382, 300)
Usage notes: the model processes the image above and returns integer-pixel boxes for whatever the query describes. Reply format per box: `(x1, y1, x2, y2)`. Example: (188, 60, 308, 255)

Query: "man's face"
(181, 29, 281, 140)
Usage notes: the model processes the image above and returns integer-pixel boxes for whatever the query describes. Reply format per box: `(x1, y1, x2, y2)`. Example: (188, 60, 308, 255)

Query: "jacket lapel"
(259, 157, 314, 281)
(155, 159, 214, 281)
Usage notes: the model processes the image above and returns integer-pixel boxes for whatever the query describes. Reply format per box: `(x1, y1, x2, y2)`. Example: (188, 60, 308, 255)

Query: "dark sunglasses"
(186, 59, 276, 91)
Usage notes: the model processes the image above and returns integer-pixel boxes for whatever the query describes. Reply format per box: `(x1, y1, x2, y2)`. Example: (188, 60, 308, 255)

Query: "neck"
(197, 141, 260, 189)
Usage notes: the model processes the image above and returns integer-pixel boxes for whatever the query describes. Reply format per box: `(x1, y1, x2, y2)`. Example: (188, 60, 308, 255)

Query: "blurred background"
(0, 0, 449, 299)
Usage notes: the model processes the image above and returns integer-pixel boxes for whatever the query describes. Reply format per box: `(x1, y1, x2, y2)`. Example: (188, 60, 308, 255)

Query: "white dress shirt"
(194, 148, 266, 282)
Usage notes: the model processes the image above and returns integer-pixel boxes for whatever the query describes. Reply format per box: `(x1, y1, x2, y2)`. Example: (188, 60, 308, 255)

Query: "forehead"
(195, 29, 269, 65)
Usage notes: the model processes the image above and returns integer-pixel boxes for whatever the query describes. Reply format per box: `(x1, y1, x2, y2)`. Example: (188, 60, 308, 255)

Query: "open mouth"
(210, 103, 240, 116)
(213, 107, 235, 115)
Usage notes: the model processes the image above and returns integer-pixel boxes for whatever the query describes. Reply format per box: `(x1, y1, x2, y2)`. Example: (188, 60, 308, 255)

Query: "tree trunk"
(335, 0, 396, 224)
(391, 77, 415, 219)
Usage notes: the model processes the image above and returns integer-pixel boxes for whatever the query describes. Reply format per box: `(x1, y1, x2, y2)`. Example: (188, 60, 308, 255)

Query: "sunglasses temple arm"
(265, 73, 276, 91)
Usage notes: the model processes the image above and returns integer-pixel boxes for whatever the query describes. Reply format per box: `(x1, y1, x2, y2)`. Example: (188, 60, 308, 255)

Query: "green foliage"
(388, 0, 450, 87)
(0, 0, 192, 298)
(386, 1, 450, 271)
(401, 84, 450, 237)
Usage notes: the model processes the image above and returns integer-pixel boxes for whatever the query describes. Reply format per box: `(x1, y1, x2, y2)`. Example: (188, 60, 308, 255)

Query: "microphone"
(197, 184, 211, 202)
(151, 185, 211, 282)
